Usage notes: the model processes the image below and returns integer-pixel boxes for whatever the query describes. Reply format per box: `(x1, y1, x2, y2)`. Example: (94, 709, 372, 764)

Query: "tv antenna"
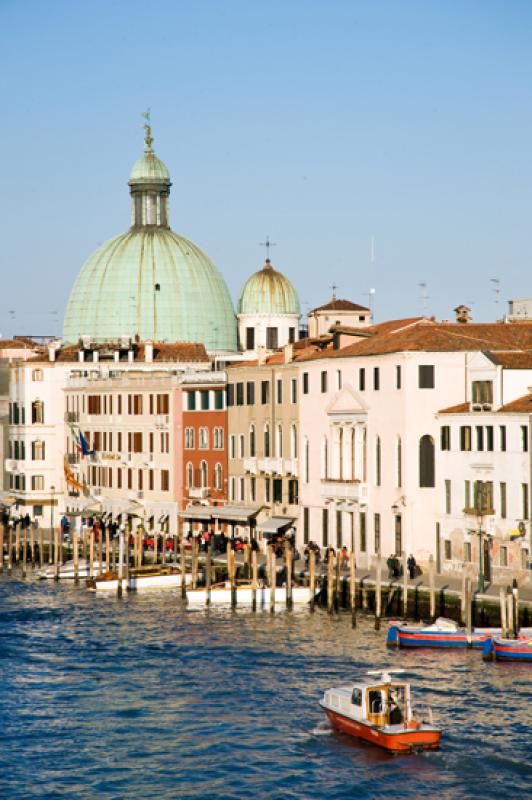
(490, 277, 500, 320)
(418, 282, 429, 316)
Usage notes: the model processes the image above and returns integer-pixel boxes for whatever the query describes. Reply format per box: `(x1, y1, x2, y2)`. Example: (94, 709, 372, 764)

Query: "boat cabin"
(323, 679, 411, 727)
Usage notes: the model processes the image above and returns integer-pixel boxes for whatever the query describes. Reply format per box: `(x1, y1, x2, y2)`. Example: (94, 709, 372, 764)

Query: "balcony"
(243, 457, 258, 474)
(188, 487, 209, 499)
(64, 411, 79, 423)
(258, 457, 284, 475)
(284, 458, 298, 476)
(321, 479, 368, 505)
(4, 459, 18, 473)
(67, 453, 80, 465)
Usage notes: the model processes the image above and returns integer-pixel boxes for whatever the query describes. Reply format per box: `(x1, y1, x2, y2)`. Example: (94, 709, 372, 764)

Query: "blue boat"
(483, 635, 532, 662)
(386, 618, 532, 649)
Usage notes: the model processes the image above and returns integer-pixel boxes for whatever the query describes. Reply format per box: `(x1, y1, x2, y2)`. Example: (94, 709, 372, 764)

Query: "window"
(265, 478, 271, 503)
(321, 436, 328, 479)
(374, 513, 381, 554)
(288, 479, 298, 505)
(138, 469, 143, 491)
(418, 365, 435, 389)
(444, 540, 452, 560)
(486, 426, 494, 452)
(359, 368, 365, 391)
(304, 438, 309, 484)
(239, 434, 245, 458)
(157, 394, 169, 414)
(236, 383, 244, 406)
(88, 395, 101, 415)
(465, 480, 471, 510)
(375, 436, 381, 486)
(322, 508, 329, 547)
(276, 379, 283, 404)
(522, 484, 529, 520)
(445, 479, 451, 514)
(360, 512, 366, 552)
(229, 478, 235, 502)
(199, 427, 209, 449)
(266, 327, 278, 349)
(291, 424, 298, 458)
(161, 470, 170, 491)
(149, 469, 154, 491)
(302, 372, 309, 394)
(246, 327, 255, 350)
(500, 482, 507, 519)
(200, 391, 209, 411)
(32, 369, 43, 381)
(396, 437, 402, 488)
(474, 481, 493, 514)
(273, 478, 282, 503)
(472, 380, 493, 405)
(499, 425, 506, 451)
(276, 425, 283, 458)
(460, 426, 472, 451)
(31, 401, 44, 424)
(160, 432, 169, 453)
(118, 395, 122, 415)
(351, 689, 362, 707)
(336, 370, 342, 390)
(117, 469, 122, 489)
(31, 440, 45, 461)
(441, 426, 451, 450)
(250, 475, 256, 501)
(214, 390, 224, 410)
(229, 435, 236, 459)
(213, 427, 224, 449)
(127, 468, 133, 490)
(522, 426, 529, 452)
(419, 435, 435, 487)
(249, 425, 256, 457)
(396, 365, 401, 389)
(321, 371, 328, 393)
(264, 425, 270, 457)
(500, 546, 508, 567)
(464, 541, 471, 562)
(33, 504, 43, 517)
(31, 475, 44, 490)
(200, 461, 208, 488)
(303, 507, 310, 545)
(247, 382, 255, 405)
(186, 463, 194, 488)
(226, 385, 234, 407)
(187, 391, 197, 410)
(291, 378, 297, 404)
(476, 426, 484, 451)
(214, 463, 223, 491)
(288, 327, 296, 344)
(131, 394, 143, 414)
(373, 367, 380, 390)
(261, 380, 270, 404)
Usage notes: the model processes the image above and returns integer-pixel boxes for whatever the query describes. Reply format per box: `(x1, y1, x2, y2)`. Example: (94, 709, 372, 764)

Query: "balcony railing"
(284, 458, 298, 476)
(258, 457, 284, 475)
(64, 411, 79, 423)
(188, 487, 209, 499)
(321, 479, 368, 504)
(243, 457, 258, 474)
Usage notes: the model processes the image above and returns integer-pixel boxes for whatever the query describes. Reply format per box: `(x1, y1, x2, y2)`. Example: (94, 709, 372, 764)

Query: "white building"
(307, 296, 371, 338)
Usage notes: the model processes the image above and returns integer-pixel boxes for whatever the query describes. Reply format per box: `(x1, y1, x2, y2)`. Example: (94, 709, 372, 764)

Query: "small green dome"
(63, 230, 237, 350)
(238, 260, 300, 316)
(129, 152, 170, 182)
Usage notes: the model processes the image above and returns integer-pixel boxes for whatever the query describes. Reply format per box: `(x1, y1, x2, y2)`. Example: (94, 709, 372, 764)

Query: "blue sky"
(1, 0, 531, 336)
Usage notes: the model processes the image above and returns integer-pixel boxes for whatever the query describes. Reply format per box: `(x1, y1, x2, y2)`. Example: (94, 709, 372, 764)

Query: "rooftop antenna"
(418, 281, 429, 316)
(259, 236, 276, 262)
(490, 277, 500, 320)
(330, 283, 338, 301)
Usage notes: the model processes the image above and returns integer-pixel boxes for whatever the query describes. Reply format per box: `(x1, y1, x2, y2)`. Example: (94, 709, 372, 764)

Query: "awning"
(179, 505, 262, 523)
(0, 493, 18, 507)
(256, 516, 295, 535)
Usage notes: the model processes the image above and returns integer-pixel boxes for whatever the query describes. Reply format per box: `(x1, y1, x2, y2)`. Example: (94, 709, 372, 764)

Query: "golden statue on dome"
(141, 109, 153, 153)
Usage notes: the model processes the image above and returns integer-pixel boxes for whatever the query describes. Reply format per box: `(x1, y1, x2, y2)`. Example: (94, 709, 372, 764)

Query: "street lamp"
(49, 485, 56, 564)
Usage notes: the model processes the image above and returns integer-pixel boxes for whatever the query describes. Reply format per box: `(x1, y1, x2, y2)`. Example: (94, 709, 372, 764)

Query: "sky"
(1, 0, 531, 337)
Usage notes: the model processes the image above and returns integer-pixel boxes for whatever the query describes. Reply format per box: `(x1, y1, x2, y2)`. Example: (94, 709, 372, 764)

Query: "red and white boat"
(319, 670, 441, 753)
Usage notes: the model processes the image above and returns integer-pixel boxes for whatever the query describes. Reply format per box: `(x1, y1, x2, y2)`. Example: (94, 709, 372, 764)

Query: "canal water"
(0, 577, 530, 800)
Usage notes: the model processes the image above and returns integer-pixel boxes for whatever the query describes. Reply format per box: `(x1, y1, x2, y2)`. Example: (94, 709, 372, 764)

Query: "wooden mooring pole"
(251, 549, 257, 612)
(309, 548, 316, 612)
(327, 552, 334, 614)
(15, 523, 21, 566)
(375, 556, 382, 630)
(180, 539, 187, 600)
(21, 527, 27, 578)
(30, 525, 35, 568)
(7, 525, 13, 575)
(506, 588, 514, 637)
(73, 529, 79, 583)
(285, 543, 293, 610)
(465, 577, 472, 645)
(0, 523, 4, 574)
(461, 565, 467, 626)
(499, 587, 507, 638)
(192, 538, 199, 590)
(228, 542, 236, 608)
(39, 527, 44, 568)
(402, 551, 408, 618)
(269, 545, 276, 613)
(350, 551, 356, 628)
(512, 580, 519, 637)
(428, 555, 436, 620)
(206, 542, 212, 607)
(89, 529, 95, 580)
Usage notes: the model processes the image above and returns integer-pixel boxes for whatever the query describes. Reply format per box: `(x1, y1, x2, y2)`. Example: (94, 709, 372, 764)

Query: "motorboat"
(319, 670, 441, 753)
(185, 580, 314, 608)
(483, 635, 532, 662)
(387, 617, 532, 649)
(36, 559, 105, 580)
(87, 566, 194, 593)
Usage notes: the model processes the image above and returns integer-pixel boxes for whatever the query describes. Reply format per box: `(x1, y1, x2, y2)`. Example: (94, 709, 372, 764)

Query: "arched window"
(199, 427, 208, 449)
(185, 427, 194, 449)
(419, 435, 435, 487)
(264, 424, 270, 457)
(338, 427, 344, 480)
(32, 400, 44, 424)
(249, 424, 256, 457)
(321, 436, 329, 479)
(276, 424, 283, 458)
(291, 424, 298, 459)
(32, 440, 45, 461)
(200, 460, 208, 488)
(375, 436, 381, 487)
(186, 462, 194, 488)
(214, 463, 223, 491)
(239, 434, 245, 458)
(396, 436, 402, 488)
(213, 427, 223, 449)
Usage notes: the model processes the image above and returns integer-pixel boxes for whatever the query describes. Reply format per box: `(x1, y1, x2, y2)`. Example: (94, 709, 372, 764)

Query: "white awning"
(256, 516, 295, 534)
(179, 505, 262, 523)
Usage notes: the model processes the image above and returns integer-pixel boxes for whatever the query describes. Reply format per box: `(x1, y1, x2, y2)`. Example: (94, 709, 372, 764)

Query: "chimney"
(78, 350, 85, 363)
(114, 351, 120, 363)
(145, 340, 153, 363)
(128, 350, 134, 363)
(454, 305, 472, 324)
(284, 343, 294, 363)
(92, 350, 99, 363)
(48, 344, 56, 362)
(257, 346, 267, 366)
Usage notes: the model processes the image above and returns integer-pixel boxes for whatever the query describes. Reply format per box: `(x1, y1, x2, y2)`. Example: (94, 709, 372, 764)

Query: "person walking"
(387, 554, 395, 580)
(407, 554, 417, 579)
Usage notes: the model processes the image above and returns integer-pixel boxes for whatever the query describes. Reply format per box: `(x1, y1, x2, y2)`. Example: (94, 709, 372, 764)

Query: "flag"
(63, 456, 85, 493)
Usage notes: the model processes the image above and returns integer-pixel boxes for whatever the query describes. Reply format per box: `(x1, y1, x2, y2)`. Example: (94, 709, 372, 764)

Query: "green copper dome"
(237, 259, 300, 316)
(63, 122, 237, 351)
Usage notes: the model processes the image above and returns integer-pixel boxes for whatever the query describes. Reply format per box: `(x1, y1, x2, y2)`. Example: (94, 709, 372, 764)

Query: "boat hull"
(387, 624, 532, 649)
(36, 559, 105, 580)
(483, 636, 532, 662)
(186, 586, 312, 608)
(88, 571, 192, 592)
(320, 705, 441, 752)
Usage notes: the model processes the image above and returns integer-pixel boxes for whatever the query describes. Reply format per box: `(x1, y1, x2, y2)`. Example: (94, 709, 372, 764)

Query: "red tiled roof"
(439, 402, 470, 414)
(0, 338, 40, 349)
(486, 351, 532, 369)
(29, 341, 209, 364)
(498, 394, 532, 413)
(310, 298, 370, 313)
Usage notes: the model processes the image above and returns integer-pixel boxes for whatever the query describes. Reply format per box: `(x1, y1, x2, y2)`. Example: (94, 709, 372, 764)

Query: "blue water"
(0, 577, 530, 800)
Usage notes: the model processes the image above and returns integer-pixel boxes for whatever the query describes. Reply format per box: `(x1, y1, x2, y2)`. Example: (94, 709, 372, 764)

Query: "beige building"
(308, 297, 371, 338)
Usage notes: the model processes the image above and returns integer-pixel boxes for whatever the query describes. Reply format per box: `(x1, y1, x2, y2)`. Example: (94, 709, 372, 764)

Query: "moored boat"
(483, 635, 532, 662)
(319, 670, 441, 753)
(36, 559, 105, 580)
(185, 580, 314, 608)
(387, 617, 532, 649)
(87, 566, 193, 593)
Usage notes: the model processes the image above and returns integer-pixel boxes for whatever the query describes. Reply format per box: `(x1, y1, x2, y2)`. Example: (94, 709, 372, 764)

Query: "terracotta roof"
(299, 319, 532, 361)
(439, 402, 470, 414)
(498, 394, 532, 413)
(310, 298, 370, 313)
(486, 351, 532, 369)
(0, 338, 40, 349)
(29, 341, 209, 364)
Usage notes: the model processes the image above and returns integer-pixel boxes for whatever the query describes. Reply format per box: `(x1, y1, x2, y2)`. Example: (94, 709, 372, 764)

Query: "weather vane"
(141, 109, 153, 153)
(259, 236, 276, 260)
(331, 283, 338, 300)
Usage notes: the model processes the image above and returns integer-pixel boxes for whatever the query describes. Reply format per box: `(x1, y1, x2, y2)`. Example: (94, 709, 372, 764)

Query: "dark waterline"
(0, 577, 530, 800)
